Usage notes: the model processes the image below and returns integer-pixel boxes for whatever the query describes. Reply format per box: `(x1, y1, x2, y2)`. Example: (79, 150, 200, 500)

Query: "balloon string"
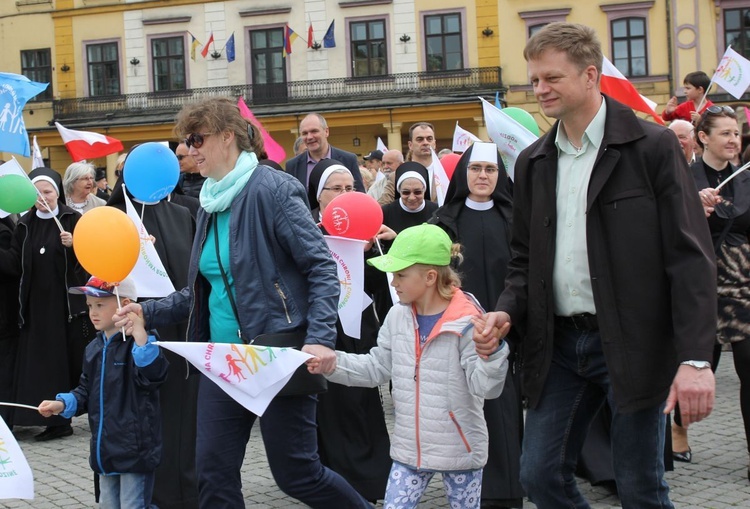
(114, 286, 126, 341)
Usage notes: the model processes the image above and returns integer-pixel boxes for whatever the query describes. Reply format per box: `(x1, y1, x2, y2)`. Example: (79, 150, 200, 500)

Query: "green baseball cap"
(368, 224, 452, 272)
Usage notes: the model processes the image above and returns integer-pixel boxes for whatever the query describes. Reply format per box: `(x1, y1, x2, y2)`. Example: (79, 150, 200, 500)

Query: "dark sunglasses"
(176, 155, 188, 161)
(706, 105, 736, 116)
(184, 132, 213, 149)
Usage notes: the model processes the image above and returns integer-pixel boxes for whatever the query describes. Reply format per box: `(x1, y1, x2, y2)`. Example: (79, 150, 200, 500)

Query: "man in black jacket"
(474, 22, 716, 508)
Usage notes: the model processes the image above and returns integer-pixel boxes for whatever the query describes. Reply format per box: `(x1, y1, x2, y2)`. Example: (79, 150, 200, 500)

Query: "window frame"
(346, 15, 390, 79)
(600, 2, 655, 77)
(148, 33, 188, 93)
(84, 39, 122, 97)
(420, 9, 467, 73)
(610, 16, 649, 77)
(720, 1, 750, 60)
(20, 48, 53, 102)
(518, 8, 571, 40)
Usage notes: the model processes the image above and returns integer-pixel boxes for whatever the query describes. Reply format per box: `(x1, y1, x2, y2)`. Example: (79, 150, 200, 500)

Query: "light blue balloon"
(123, 142, 180, 202)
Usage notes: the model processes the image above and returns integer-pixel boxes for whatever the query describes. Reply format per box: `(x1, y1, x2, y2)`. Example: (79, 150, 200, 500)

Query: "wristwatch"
(680, 360, 711, 370)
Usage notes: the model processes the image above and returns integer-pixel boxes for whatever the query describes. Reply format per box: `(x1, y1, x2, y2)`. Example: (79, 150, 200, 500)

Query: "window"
(724, 7, 750, 59)
(350, 19, 387, 77)
(528, 24, 547, 38)
(20, 49, 52, 101)
(87, 42, 120, 96)
(519, 9, 571, 40)
(152, 36, 185, 92)
(424, 13, 463, 72)
(611, 17, 647, 77)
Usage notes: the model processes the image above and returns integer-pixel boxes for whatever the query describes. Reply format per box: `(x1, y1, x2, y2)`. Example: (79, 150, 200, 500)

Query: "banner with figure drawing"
(0, 73, 47, 157)
(156, 342, 311, 416)
(0, 415, 34, 499)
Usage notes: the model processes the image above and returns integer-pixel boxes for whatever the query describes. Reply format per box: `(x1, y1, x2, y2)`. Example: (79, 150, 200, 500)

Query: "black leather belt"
(554, 313, 598, 331)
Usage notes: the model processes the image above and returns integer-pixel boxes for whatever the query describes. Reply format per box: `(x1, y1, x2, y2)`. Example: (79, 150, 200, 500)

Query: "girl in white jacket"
(319, 224, 510, 509)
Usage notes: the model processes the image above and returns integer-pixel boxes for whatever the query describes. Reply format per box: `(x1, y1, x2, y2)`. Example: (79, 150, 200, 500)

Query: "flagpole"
(0, 402, 39, 411)
(715, 161, 750, 191)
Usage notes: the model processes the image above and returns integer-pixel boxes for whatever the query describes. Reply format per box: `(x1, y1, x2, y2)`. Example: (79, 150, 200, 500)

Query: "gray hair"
(63, 161, 96, 196)
(293, 136, 306, 154)
(668, 119, 694, 134)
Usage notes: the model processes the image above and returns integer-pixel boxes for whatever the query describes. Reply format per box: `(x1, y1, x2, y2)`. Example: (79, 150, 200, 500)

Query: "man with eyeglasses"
(176, 141, 206, 199)
(285, 113, 365, 197)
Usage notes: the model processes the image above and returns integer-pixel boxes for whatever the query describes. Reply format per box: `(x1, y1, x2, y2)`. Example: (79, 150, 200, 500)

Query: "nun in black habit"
(306, 159, 392, 502)
(0, 168, 93, 438)
(108, 178, 200, 509)
(429, 142, 524, 508)
(381, 161, 439, 234)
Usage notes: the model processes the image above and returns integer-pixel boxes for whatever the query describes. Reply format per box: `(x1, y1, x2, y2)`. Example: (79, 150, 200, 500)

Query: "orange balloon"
(73, 207, 140, 283)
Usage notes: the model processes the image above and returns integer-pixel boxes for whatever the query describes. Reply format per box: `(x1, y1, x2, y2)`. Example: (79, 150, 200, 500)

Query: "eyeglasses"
(77, 176, 95, 182)
(184, 132, 213, 149)
(706, 105, 736, 116)
(468, 165, 500, 175)
(322, 186, 355, 194)
(400, 189, 424, 196)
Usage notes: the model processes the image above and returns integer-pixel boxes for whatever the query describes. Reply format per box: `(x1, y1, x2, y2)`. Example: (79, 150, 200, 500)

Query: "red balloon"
(322, 192, 383, 240)
(440, 153, 461, 180)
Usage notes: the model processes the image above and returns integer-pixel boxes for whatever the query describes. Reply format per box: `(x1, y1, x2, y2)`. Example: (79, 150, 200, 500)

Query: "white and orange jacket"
(325, 289, 509, 472)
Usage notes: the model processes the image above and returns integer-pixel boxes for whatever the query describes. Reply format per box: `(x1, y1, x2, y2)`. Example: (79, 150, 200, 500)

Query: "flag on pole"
(452, 122, 481, 153)
(283, 25, 298, 57)
(307, 21, 314, 48)
(226, 33, 236, 63)
(495, 91, 503, 109)
(323, 21, 336, 48)
(600, 57, 664, 125)
(122, 189, 176, 297)
(0, 72, 48, 157)
(31, 136, 44, 169)
(201, 32, 214, 58)
(324, 236, 367, 339)
(480, 97, 538, 181)
(712, 46, 750, 100)
(430, 148, 450, 206)
(237, 97, 287, 163)
(55, 122, 123, 162)
(376, 137, 388, 153)
(190, 34, 201, 61)
(156, 342, 312, 416)
(0, 415, 34, 499)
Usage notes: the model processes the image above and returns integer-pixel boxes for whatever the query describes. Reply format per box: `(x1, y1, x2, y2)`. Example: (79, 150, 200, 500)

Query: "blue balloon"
(123, 142, 180, 202)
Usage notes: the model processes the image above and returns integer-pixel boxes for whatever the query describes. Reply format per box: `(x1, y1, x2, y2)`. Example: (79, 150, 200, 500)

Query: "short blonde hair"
(524, 22, 602, 76)
(415, 243, 463, 300)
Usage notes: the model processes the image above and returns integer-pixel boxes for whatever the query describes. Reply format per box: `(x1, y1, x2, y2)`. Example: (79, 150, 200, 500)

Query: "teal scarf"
(199, 151, 258, 213)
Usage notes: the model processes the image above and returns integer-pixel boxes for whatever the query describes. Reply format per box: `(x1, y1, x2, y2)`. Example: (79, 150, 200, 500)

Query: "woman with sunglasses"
(684, 105, 749, 474)
(115, 97, 371, 508)
(306, 159, 392, 503)
(429, 142, 523, 509)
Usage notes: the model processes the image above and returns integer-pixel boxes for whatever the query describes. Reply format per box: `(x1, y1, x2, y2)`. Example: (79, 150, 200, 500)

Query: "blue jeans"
(98, 471, 155, 509)
(195, 375, 371, 509)
(520, 325, 672, 509)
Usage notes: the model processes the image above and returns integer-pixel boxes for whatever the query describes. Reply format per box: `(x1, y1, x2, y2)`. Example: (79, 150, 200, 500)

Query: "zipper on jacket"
(413, 326, 422, 469)
(96, 336, 110, 475)
(274, 282, 292, 324)
(449, 411, 472, 453)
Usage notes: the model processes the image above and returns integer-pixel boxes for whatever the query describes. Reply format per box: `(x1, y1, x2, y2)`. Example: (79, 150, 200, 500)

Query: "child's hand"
(127, 310, 148, 346)
(471, 312, 511, 359)
(303, 344, 337, 374)
(665, 96, 678, 113)
(39, 400, 64, 417)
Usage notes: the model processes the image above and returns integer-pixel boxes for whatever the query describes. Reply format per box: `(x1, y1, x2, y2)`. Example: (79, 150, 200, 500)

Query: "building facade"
(1, 0, 748, 172)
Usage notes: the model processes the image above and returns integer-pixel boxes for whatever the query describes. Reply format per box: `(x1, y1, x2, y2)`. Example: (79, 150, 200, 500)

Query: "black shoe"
(673, 449, 692, 463)
(34, 424, 73, 441)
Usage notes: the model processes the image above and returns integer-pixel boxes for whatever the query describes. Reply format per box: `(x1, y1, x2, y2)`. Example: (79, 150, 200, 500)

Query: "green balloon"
(504, 107, 540, 137)
(0, 174, 38, 213)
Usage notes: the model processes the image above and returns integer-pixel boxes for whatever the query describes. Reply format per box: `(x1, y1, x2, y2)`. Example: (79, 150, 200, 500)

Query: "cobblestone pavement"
(2, 352, 748, 508)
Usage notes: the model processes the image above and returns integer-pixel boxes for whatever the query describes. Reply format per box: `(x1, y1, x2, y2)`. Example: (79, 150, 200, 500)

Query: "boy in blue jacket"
(39, 276, 168, 509)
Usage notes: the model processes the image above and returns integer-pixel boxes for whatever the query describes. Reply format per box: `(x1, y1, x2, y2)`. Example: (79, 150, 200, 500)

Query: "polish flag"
(55, 122, 124, 162)
(600, 57, 664, 125)
(237, 97, 287, 163)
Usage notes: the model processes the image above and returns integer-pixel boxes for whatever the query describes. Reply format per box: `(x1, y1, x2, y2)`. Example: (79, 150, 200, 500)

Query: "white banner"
(31, 136, 44, 170)
(452, 122, 481, 153)
(430, 148, 450, 206)
(376, 137, 388, 153)
(480, 97, 538, 181)
(0, 415, 34, 500)
(156, 342, 311, 416)
(713, 46, 750, 100)
(324, 236, 366, 339)
(123, 188, 176, 297)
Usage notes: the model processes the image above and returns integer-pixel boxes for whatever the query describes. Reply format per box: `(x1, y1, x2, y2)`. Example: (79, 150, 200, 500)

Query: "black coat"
(497, 95, 717, 412)
(285, 146, 366, 193)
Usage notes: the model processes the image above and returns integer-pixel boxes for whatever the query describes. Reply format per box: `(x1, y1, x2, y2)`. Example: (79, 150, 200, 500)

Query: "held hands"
(471, 311, 511, 359)
(38, 400, 64, 417)
(664, 364, 716, 427)
(698, 188, 722, 217)
(303, 344, 337, 374)
(60, 231, 73, 248)
(127, 309, 148, 345)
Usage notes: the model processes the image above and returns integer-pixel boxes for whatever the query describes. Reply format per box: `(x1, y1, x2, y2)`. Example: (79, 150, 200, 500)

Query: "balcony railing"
(53, 67, 503, 121)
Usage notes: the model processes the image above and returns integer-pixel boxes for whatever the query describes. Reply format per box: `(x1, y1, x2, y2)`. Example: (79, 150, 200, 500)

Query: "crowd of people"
(1, 20, 749, 509)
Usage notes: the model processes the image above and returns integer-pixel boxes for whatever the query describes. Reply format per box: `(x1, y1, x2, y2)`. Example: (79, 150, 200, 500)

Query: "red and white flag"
(55, 122, 124, 162)
(201, 32, 214, 58)
(376, 137, 388, 153)
(600, 57, 664, 125)
(0, 415, 34, 499)
(712, 46, 750, 100)
(237, 97, 286, 163)
(452, 122, 481, 153)
(156, 342, 312, 416)
(307, 23, 314, 48)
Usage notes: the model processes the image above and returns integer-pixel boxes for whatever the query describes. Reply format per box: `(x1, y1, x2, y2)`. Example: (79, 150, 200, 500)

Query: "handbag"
(212, 215, 327, 397)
